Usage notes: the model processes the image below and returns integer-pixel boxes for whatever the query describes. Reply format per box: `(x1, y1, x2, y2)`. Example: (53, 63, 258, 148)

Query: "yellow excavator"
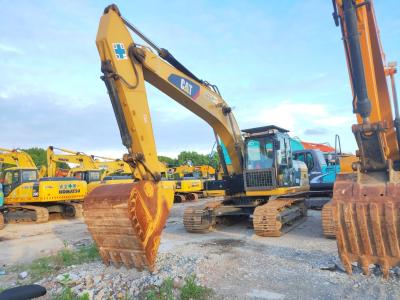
(46, 146, 102, 186)
(173, 164, 216, 179)
(91, 155, 132, 179)
(324, 0, 400, 278)
(172, 164, 217, 202)
(0, 148, 86, 228)
(83, 5, 309, 271)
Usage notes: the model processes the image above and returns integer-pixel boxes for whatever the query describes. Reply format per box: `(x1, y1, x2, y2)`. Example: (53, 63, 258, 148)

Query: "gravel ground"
(1, 198, 400, 299)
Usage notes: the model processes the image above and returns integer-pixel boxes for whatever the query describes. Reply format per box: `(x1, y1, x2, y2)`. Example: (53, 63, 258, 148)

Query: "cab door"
(2, 170, 20, 196)
(277, 135, 295, 186)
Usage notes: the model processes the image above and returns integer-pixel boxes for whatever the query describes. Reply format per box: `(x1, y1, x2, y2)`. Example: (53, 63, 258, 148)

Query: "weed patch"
(145, 275, 212, 300)
(9, 243, 100, 282)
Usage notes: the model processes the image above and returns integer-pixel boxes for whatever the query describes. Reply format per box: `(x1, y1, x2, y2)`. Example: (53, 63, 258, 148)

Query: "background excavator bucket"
(83, 181, 174, 271)
(332, 172, 400, 278)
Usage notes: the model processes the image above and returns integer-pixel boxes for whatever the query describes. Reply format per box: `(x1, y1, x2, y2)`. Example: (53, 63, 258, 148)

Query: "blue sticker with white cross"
(113, 43, 127, 60)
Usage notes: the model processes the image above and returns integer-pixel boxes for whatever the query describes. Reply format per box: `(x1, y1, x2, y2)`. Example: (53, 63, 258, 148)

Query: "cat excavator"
(324, 0, 400, 277)
(83, 4, 309, 271)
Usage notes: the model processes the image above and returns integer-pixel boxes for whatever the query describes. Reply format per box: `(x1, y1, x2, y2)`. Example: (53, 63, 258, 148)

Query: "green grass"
(52, 286, 90, 300)
(9, 243, 100, 282)
(145, 276, 212, 300)
(180, 276, 212, 300)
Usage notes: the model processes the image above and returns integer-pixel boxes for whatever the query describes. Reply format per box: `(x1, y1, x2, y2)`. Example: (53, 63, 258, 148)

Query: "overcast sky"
(1, 0, 399, 158)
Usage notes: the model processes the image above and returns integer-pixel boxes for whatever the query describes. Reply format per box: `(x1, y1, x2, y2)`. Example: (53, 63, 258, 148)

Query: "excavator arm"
(84, 4, 247, 271)
(46, 146, 98, 177)
(331, 0, 400, 277)
(91, 155, 132, 178)
(96, 5, 243, 177)
(0, 148, 37, 169)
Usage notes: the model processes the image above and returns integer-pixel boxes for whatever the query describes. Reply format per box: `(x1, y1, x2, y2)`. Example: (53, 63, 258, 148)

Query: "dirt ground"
(1, 198, 400, 299)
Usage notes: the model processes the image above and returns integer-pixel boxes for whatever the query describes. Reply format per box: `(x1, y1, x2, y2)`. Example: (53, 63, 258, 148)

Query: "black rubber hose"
(0, 285, 46, 300)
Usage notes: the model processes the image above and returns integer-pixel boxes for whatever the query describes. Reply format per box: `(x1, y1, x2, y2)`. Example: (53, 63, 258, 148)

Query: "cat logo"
(168, 74, 200, 100)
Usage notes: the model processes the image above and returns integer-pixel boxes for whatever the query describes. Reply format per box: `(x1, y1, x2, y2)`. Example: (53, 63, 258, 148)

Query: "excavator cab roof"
(2, 167, 37, 171)
(242, 125, 289, 137)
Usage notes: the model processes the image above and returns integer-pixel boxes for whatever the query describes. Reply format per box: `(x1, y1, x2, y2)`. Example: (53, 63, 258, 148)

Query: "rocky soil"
(1, 198, 400, 299)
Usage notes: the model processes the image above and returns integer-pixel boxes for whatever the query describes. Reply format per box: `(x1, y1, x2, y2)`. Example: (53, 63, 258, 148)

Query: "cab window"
(245, 138, 274, 170)
(89, 171, 101, 182)
(305, 153, 314, 170)
(4, 171, 15, 185)
(294, 153, 305, 163)
(21, 170, 38, 182)
(73, 172, 84, 180)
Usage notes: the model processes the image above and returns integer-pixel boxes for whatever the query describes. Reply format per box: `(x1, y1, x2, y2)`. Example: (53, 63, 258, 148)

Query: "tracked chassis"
(183, 196, 307, 236)
(3, 202, 82, 225)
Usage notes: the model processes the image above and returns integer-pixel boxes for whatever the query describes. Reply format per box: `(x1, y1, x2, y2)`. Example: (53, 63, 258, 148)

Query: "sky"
(1, 0, 399, 159)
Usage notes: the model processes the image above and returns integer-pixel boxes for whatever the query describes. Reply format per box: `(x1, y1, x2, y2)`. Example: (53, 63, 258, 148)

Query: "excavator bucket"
(83, 181, 174, 271)
(332, 172, 400, 278)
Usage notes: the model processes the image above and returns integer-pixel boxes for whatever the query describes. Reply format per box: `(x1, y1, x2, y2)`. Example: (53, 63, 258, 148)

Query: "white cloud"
(0, 42, 24, 55)
(238, 100, 352, 138)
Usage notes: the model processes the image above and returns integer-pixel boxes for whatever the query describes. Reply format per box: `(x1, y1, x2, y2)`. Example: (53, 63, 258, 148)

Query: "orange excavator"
(329, 0, 400, 277)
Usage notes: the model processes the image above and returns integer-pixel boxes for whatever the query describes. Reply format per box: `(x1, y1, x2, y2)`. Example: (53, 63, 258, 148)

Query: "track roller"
(6, 205, 49, 224)
(183, 206, 215, 233)
(185, 193, 199, 202)
(253, 198, 307, 237)
(0, 212, 4, 230)
(174, 194, 186, 203)
(321, 201, 336, 238)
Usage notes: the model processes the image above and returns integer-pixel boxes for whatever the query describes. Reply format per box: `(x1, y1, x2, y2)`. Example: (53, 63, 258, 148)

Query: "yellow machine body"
(3, 167, 86, 204)
(84, 5, 309, 272)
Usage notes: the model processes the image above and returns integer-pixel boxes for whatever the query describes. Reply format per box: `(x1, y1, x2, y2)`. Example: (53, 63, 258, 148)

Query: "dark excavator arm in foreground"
(331, 0, 400, 278)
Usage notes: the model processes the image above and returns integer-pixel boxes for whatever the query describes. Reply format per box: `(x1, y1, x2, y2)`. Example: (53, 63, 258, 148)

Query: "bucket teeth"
(83, 181, 170, 271)
(332, 176, 400, 278)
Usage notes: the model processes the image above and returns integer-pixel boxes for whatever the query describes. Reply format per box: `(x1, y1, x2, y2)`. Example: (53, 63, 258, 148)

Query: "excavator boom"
(0, 148, 37, 169)
(85, 4, 248, 271)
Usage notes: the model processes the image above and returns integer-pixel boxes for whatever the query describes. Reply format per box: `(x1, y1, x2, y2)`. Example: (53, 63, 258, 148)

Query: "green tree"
(177, 151, 219, 169)
(23, 147, 69, 169)
(23, 147, 47, 168)
(158, 155, 177, 167)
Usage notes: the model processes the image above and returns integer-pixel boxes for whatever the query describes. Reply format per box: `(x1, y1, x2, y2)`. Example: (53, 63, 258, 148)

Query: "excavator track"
(0, 212, 4, 230)
(183, 201, 221, 233)
(71, 203, 83, 218)
(332, 176, 400, 278)
(174, 194, 186, 203)
(6, 205, 49, 224)
(321, 201, 336, 238)
(62, 202, 83, 218)
(185, 193, 199, 202)
(84, 181, 171, 271)
(253, 198, 307, 237)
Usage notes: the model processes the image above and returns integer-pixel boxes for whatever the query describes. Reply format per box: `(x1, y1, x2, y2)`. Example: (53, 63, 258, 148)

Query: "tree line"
(20, 148, 219, 170)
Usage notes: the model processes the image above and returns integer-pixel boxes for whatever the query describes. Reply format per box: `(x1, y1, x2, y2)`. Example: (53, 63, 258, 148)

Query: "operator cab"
(70, 169, 101, 184)
(1, 167, 39, 196)
(242, 125, 301, 190)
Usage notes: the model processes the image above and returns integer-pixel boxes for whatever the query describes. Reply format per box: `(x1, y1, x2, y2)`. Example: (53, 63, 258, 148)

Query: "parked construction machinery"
(83, 4, 309, 271)
(91, 155, 132, 179)
(322, 0, 400, 277)
(0, 148, 86, 228)
(46, 146, 102, 185)
(173, 164, 216, 179)
(172, 164, 216, 202)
